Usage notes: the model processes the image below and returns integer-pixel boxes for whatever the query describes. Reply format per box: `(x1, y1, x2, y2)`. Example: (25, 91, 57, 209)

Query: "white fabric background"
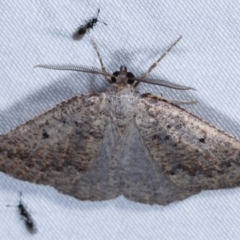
(1, 0, 240, 239)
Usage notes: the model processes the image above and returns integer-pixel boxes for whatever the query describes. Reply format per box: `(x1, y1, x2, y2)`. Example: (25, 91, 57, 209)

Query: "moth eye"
(127, 72, 135, 84)
(111, 71, 119, 83)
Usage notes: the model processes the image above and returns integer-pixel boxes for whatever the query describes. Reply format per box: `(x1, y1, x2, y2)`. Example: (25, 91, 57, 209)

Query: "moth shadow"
(1, 65, 240, 138)
(0, 72, 108, 134)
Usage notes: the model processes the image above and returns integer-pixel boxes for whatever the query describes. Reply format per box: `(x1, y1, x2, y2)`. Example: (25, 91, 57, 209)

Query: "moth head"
(111, 66, 135, 85)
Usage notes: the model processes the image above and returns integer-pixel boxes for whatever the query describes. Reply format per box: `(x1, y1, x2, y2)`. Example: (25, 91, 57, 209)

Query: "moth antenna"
(134, 36, 182, 87)
(131, 76, 195, 90)
(35, 64, 114, 78)
(35, 37, 193, 90)
(35, 64, 194, 89)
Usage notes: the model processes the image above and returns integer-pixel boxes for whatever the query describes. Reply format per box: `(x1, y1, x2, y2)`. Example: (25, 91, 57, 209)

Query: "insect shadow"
(72, 9, 107, 40)
(7, 191, 37, 234)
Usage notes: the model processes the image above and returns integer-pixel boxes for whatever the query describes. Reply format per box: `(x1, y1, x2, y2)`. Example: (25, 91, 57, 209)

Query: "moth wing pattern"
(1, 81, 240, 205)
(133, 96, 240, 204)
(0, 92, 117, 200)
(73, 119, 122, 200)
(108, 120, 180, 205)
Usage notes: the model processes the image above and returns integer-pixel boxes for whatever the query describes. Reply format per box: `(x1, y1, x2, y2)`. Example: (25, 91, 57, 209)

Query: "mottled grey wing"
(0, 93, 120, 200)
(105, 120, 181, 205)
(132, 97, 240, 205)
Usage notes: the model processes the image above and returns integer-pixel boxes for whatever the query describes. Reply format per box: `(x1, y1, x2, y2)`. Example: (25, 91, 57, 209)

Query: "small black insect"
(72, 9, 107, 40)
(7, 192, 37, 233)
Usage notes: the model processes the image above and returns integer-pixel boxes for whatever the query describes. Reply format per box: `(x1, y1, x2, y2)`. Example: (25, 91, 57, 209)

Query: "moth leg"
(134, 36, 182, 87)
(91, 38, 111, 83)
(141, 93, 197, 105)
